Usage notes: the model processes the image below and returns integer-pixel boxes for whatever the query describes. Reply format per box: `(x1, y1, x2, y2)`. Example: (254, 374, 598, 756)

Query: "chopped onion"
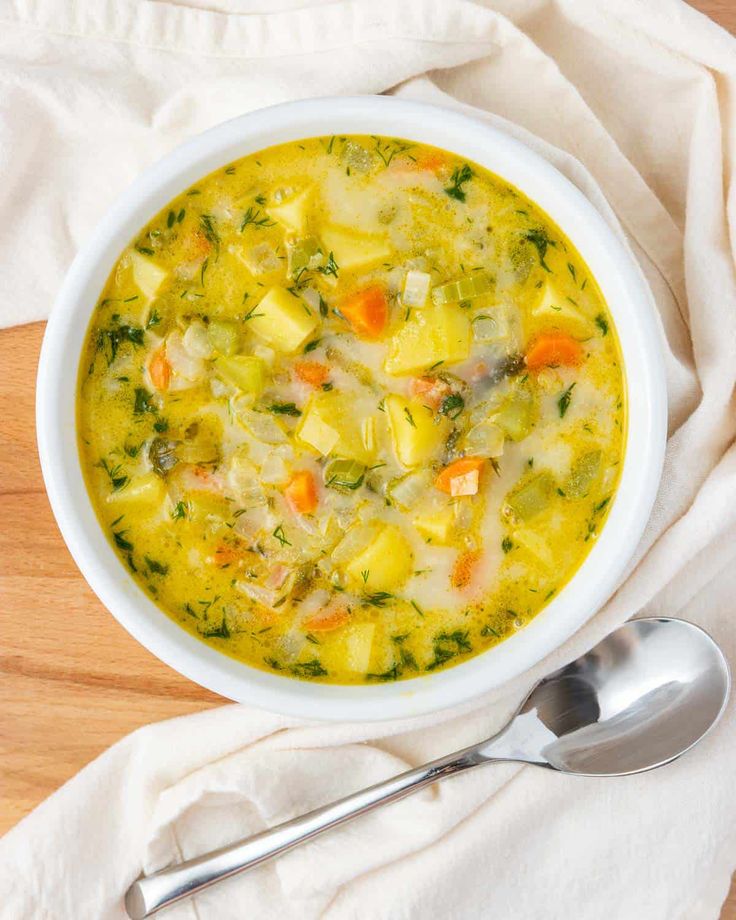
(260, 448, 290, 484)
(166, 330, 206, 382)
(300, 287, 322, 314)
(182, 321, 213, 359)
(462, 421, 505, 458)
(402, 270, 431, 307)
(235, 406, 288, 444)
(331, 523, 377, 565)
(387, 471, 432, 511)
(227, 454, 267, 506)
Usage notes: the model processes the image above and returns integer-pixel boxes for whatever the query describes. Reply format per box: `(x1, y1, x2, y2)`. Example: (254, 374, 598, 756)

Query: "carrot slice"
(525, 333, 583, 371)
(293, 361, 330, 388)
(148, 346, 171, 391)
(435, 457, 486, 495)
(285, 470, 318, 514)
(451, 549, 482, 590)
(339, 285, 388, 339)
(303, 607, 350, 632)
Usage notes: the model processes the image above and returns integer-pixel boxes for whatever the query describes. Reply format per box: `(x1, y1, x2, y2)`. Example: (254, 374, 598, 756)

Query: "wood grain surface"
(1, 2, 734, 915)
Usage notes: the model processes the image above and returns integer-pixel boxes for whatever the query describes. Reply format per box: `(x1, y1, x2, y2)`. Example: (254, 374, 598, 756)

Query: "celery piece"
(431, 271, 493, 306)
(287, 237, 324, 278)
(564, 450, 602, 499)
(214, 356, 266, 395)
(505, 472, 556, 522)
(324, 458, 366, 492)
(492, 387, 536, 442)
(208, 321, 240, 356)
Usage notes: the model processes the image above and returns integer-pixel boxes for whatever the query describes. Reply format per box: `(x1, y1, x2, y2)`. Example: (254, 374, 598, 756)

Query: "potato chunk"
(385, 394, 447, 468)
(320, 225, 391, 272)
(248, 286, 319, 353)
(385, 304, 470, 375)
(267, 186, 313, 237)
(297, 392, 374, 463)
(338, 623, 376, 673)
(413, 507, 455, 544)
(129, 251, 168, 301)
(531, 280, 594, 337)
(345, 524, 414, 592)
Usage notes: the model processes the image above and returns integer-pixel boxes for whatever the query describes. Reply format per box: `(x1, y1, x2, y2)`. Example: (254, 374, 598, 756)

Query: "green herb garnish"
(557, 383, 576, 418)
(268, 402, 301, 417)
(444, 164, 473, 202)
(272, 524, 291, 547)
(439, 393, 464, 420)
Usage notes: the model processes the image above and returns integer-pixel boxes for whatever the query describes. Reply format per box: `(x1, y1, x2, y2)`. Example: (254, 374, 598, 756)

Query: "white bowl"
(36, 96, 667, 721)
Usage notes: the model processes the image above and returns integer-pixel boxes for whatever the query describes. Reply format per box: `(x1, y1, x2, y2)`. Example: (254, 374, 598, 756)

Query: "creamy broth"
(78, 135, 625, 684)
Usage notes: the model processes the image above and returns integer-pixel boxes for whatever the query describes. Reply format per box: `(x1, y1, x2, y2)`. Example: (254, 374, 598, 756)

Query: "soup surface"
(78, 135, 624, 684)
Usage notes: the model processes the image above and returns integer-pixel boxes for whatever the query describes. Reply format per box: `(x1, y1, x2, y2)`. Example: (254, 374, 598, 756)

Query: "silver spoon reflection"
(126, 617, 730, 918)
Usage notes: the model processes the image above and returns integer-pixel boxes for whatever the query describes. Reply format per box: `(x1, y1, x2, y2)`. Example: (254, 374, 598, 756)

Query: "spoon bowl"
(484, 617, 730, 775)
(126, 617, 730, 918)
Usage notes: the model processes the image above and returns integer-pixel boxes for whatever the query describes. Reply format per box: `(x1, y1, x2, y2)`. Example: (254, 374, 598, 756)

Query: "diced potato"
(267, 185, 314, 237)
(130, 251, 168, 301)
(106, 473, 165, 505)
(385, 394, 447, 468)
(345, 523, 414, 592)
(248, 286, 319, 353)
(384, 304, 471, 375)
(320, 225, 391, 272)
(296, 393, 374, 463)
(341, 623, 376, 673)
(297, 408, 340, 457)
(214, 356, 266, 396)
(413, 507, 455, 544)
(532, 280, 594, 337)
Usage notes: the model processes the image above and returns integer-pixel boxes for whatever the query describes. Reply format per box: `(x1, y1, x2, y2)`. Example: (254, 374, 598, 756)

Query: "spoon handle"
(125, 744, 485, 918)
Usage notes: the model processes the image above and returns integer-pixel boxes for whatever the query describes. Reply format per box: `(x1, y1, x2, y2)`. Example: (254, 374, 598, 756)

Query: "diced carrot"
(148, 346, 171, 391)
(293, 361, 330, 388)
(303, 607, 350, 632)
(285, 470, 318, 514)
(409, 375, 452, 410)
(525, 333, 583, 371)
(415, 151, 446, 173)
(212, 543, 246, 567)
(181, 229, 212, 261)
(451, 549, 482, 590)
(339, 285, 388, 339)
(434, 457, 486, 495)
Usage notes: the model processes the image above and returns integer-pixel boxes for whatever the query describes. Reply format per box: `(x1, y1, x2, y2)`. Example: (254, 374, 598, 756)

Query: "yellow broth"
(77, 135, 625, 684)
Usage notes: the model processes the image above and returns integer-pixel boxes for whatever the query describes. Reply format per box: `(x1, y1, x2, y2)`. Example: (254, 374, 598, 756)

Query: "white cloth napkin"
(2, 0, 736, 917)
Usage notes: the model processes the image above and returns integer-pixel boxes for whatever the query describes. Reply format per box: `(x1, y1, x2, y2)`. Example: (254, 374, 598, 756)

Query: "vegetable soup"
(78, 135, 625, 684)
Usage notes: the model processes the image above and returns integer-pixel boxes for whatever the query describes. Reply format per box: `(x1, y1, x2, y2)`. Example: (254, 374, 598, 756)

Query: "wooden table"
(1, 3, 734, 914)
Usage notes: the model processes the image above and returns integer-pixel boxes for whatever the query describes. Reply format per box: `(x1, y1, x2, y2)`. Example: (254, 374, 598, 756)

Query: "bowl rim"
(36, 95, 667, 721)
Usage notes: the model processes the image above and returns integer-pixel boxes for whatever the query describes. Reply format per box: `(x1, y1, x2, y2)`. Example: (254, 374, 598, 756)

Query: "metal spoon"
(125, 617, 730, 919)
